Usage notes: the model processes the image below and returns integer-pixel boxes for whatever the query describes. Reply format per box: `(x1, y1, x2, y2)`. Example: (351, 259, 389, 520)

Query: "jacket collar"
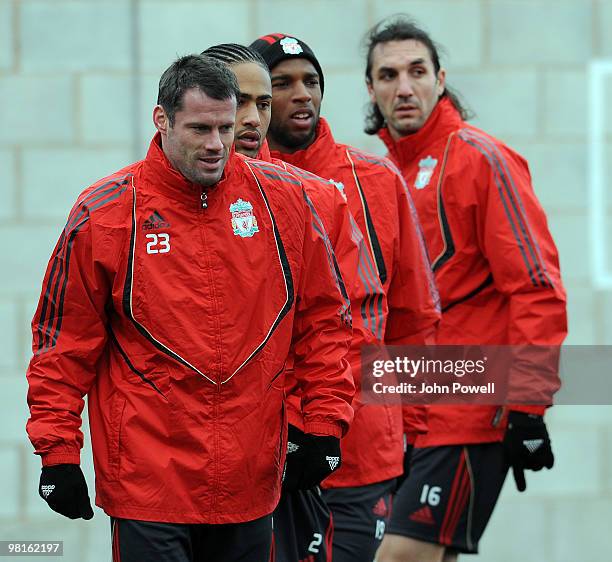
(378, 97, 464, 164)
(142, 132, 236, 204)
(269, 117, 337, 170)
(256, 140, 272, 162)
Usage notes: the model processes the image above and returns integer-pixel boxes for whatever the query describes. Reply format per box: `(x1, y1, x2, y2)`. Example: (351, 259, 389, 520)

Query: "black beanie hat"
(249, 33, 324, 94)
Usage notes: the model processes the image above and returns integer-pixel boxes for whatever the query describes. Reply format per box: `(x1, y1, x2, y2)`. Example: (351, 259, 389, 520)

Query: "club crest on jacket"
(415, 156, 438, 189)
(230, 199, 259, 238)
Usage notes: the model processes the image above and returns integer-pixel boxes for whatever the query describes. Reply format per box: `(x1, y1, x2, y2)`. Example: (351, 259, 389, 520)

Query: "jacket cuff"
(287, 408, 305, 431)
(41, 452, 81, 467)
(303, 421, 343, 438)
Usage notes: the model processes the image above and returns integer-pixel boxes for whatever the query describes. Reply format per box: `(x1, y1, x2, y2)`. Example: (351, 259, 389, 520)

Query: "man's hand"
(39, 464, 94, 520)
(282, 424, 310, 492)
(303, 433, 341, 489)
(282, 425, 342, 492)
(503, 411, 554, 492)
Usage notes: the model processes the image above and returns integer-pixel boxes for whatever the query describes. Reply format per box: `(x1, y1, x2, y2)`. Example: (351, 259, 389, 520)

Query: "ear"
(366, 78, 377, 105)
(436, 68, 447, 97)
(153, 105, 169, 136)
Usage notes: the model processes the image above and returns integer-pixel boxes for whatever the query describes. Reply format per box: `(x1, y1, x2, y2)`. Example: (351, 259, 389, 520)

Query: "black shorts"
(388, 444, 508, 554)
(110, 514, 272, 562)
(321, 478, 396, 562)
(272, 488, 333, 562)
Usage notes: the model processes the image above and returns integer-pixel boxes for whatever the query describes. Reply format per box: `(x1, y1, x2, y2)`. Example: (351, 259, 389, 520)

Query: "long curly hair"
(362, 15, 472, 135)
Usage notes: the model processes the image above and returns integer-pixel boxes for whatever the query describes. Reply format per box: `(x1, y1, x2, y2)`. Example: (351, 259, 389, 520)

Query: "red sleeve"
(290, 194, 355, 438)
(380, 168, 441, 437)
(475, 142, 567, 412)
(26, 210, 110, 466)
(327, 185, 360, 300)
(326, 186, 377, 402)
(385, 169, 441, 345)
(402, 406, 428, 442)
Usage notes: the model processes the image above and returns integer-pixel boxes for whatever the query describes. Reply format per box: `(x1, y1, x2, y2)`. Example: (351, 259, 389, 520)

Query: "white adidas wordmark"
(326, 456, 340, 470)
(41, 484, 55, 498)
(523, 439, 544, 453)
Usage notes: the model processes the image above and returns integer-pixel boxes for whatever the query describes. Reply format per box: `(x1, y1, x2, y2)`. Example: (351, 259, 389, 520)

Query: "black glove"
(395, 441, 414, 492)
(503, 411, 554, 492)
(282, 425, 342, 492)
(305, 433, 341, 489)
(282, 424, 310, 492)
(39, 464, 94, 520)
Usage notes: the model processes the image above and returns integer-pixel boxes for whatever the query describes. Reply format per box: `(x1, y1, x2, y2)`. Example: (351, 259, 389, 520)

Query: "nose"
(291, 80, 312, 103)
(396, 71, 415, 98)
(204, 129, 224, 152)
(242, 103, 261, 128)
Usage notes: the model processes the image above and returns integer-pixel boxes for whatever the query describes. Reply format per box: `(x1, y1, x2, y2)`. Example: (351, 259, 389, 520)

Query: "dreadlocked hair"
(201, 43, 268, 71)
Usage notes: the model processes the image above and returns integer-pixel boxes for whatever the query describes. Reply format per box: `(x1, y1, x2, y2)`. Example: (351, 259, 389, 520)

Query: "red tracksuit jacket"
(379, 98, 567, 446)
(272, 119, 441, 487)
(258, 143, 376, 442)
(26, 134, 354, 524)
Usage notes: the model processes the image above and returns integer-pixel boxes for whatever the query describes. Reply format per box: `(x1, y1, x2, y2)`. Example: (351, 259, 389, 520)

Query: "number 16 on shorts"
(420, 484, 441, 506)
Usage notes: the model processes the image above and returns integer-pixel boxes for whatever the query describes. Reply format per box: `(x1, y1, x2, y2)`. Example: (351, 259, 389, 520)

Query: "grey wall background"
(1, 0, 612, 560)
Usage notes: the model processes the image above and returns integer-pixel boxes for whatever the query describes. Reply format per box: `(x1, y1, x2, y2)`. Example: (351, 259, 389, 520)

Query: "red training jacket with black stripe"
(26, 133, 354, 524)
(258, 142, 382, 452)
(379, 98, 568, 446)
(271, 119, 441, 488)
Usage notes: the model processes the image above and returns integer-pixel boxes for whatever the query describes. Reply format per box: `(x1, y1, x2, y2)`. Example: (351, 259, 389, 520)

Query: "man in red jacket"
(362, 16, 567, 562)
(202, 42, 360, 562)
(250, 34, 441, 562)
(202, 42, 368, 562)
(26, 54, 355, 562)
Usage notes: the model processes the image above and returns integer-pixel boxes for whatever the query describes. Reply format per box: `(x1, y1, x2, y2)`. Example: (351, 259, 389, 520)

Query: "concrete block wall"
(1, 0, 611, 560)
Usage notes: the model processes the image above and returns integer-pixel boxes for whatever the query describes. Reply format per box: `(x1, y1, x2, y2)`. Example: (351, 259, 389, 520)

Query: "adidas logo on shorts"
(326, 456, 340, 471)
(409, 505, 435, 525)
(372, 497, 388, 517)
(41, 484, 55, 498)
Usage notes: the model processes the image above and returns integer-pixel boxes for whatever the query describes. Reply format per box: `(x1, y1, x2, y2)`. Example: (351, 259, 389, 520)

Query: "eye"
(379, 70, 395, 81)
(257, 101, 271, 110)
(220, 125, 234, 133)
(412, 67, 426, 77)
(305, 78, 319, 87)
(272, 80, 289, 89)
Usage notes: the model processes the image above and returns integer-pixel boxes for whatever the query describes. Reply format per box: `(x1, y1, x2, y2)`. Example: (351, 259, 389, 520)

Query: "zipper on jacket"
(200, 189, 208, 209)
(210, 381, 222, 513)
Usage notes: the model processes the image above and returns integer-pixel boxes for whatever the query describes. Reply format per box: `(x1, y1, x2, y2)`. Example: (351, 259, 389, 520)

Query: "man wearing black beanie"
(249, 33, 325, 94)
(249, 34, 325, 154)
(250, 33, 441, 562)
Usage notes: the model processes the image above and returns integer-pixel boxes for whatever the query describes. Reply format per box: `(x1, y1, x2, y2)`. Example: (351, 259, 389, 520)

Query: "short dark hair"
(157, 54, 240, 126)
(362, 15, 472, 135)
(201, 43, 269, 72)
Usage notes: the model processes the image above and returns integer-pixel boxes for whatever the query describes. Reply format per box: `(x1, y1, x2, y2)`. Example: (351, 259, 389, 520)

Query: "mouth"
(394, 104, 419, 117)
(235, 130, 261, 152)
(289, 108, 314, 130)
(197, 155, 224, 171)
